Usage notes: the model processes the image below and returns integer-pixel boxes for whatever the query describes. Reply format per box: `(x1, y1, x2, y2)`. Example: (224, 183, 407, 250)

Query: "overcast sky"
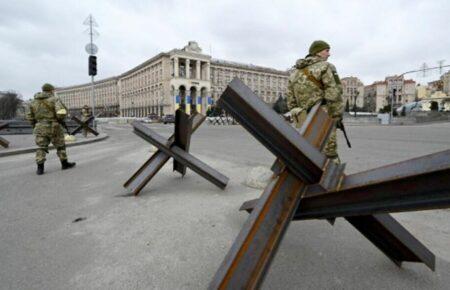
(1, 0, 449, 99)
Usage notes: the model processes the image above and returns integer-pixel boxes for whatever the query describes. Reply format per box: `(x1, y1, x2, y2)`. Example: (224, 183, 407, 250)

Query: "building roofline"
(56, 76, 119, 91)
(211, 58, 289, 75)
(120, 52, 170, 77)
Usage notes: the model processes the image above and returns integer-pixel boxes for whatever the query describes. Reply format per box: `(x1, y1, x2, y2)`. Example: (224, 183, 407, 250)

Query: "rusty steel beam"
(239, 152, 448, 272)
(123, 112, 205, 195)
(71, 116, 99, 136)
(294, 149, 450, 220)
(214, 79, 440, 286)
(241, 150, 450, 219)
(132, 121, 228, 189)
(210, 94, 336, 289)
(210, 170, 306, 290)
(217, 78, 326, 184)
(173, 109, 192, 175)
(0, 136, 9, 148)
(0, 122, 10, 148)
(346, 214, 435, 270)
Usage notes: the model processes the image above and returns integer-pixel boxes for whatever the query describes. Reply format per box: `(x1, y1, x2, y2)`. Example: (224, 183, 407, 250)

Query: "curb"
(0, 133, 109, 158)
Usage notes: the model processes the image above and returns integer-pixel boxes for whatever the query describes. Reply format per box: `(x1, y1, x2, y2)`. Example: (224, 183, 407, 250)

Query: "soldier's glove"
(290, 108, 303, 127)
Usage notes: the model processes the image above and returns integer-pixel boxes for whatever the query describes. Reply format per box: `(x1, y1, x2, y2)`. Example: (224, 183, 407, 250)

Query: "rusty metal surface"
(217, 78, 325, 184)
(299, 103, 335, 151)
(210, 89, 335, 289)
(213, 79, 443, 288)
(123, 152, 170, 195)
(173, 110, 192, 175)
(132, 121, 228, 189)
(123, 112, 206, 195)
(209, 170, 305, 290)
(71, 116, 99, 136)
(295, 149, 450, 219)
(0, 122, 9, 147)
(318, 160, 346, 191)
(346, 214, 435, 270)
(0, 136, 9, 148)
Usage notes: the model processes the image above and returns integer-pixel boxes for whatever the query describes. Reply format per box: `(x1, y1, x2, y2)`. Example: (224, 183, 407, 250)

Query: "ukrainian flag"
(196, 96, 202, 113)
(185, 96, 191, 115)
(175, 95, 180, 110)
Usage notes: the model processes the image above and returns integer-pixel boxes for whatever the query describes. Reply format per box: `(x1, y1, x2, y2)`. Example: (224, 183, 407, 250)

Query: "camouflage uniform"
(287, 55, 344, 160)
(26, 91, 69, 164)
(81, 105, 91, 137)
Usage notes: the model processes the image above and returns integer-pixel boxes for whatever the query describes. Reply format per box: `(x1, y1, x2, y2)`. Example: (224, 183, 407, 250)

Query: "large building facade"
(341, 77, 364, 110)
(56, 41, 289, 117)
(363, 76, 416, 112)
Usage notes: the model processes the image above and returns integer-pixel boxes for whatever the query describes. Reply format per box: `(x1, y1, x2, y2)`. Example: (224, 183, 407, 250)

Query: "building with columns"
(56, 41, 289, 117)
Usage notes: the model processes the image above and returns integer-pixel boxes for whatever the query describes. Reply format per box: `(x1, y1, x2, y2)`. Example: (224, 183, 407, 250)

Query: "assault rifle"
(336, 119, 351, 148)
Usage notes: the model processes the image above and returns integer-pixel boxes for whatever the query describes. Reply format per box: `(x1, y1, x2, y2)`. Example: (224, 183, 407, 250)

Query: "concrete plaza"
(0, 122, 449, 289)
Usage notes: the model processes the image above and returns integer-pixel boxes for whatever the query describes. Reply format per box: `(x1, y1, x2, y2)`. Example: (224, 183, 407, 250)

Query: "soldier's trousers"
(293, 108, 339, 161)
(34, 123, 68, 164)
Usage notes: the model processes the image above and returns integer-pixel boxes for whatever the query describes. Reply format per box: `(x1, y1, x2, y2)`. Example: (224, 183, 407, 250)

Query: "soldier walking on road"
(81, 105, 91, 137)
(287, 40, 344, 163)
(26, 83, 76, 175)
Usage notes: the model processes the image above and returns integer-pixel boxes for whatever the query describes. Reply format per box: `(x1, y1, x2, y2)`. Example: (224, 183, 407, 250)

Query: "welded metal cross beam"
(124, 110, 229, 196)
(210, 108, 333, 289)
(124, 110, 205, 195)
(71, 116, 99, 136)
(0, 122, 10, 148)
(210, 78, 444, 289)
(240, 149, 450, 219)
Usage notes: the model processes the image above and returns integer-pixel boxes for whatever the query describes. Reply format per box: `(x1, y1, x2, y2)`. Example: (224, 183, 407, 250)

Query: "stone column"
(196, 60, 201, 80)
(206, 62, 211, 81)
(185, 59, 190, 79)
(174, 57, 179, 77)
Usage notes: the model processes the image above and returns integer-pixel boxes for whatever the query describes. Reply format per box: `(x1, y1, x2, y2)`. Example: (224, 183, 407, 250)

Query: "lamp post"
(83, 14, 99, 119)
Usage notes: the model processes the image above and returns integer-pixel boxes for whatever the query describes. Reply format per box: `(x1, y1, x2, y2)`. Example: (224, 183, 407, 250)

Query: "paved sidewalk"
(0, 133, 108, 157)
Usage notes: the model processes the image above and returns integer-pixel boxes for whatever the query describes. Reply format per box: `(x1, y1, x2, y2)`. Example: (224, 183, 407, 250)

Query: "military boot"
(36, 163, 44, 175)
(61, 159, 76, 170)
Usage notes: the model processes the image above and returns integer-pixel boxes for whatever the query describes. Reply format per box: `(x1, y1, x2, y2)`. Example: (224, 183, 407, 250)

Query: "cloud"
(0, 0, 449, 99)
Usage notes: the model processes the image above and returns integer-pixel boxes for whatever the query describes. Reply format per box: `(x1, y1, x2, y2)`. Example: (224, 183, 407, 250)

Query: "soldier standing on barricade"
(26, 83, 76, 175)
(287, 40, 344, 163)
(81, 105, 92, 137)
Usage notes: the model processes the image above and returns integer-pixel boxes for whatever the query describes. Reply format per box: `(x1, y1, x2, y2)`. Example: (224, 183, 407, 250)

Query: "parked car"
(161, 114, 175, 124)
(141, 113, 160, 123)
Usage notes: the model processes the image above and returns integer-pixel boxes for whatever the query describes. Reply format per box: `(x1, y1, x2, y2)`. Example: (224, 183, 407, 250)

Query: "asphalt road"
(0, 122, 449, 290)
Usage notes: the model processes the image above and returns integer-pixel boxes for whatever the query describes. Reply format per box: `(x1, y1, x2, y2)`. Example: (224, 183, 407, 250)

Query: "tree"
(0, 91, 23, 119)
(378, 104, 391, 114)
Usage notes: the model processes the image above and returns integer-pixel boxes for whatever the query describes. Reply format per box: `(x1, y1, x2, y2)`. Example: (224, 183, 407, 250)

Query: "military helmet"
(42, 83, 55, 92)
(308, 40, 330, 56)
(83, 105, 90, 108)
